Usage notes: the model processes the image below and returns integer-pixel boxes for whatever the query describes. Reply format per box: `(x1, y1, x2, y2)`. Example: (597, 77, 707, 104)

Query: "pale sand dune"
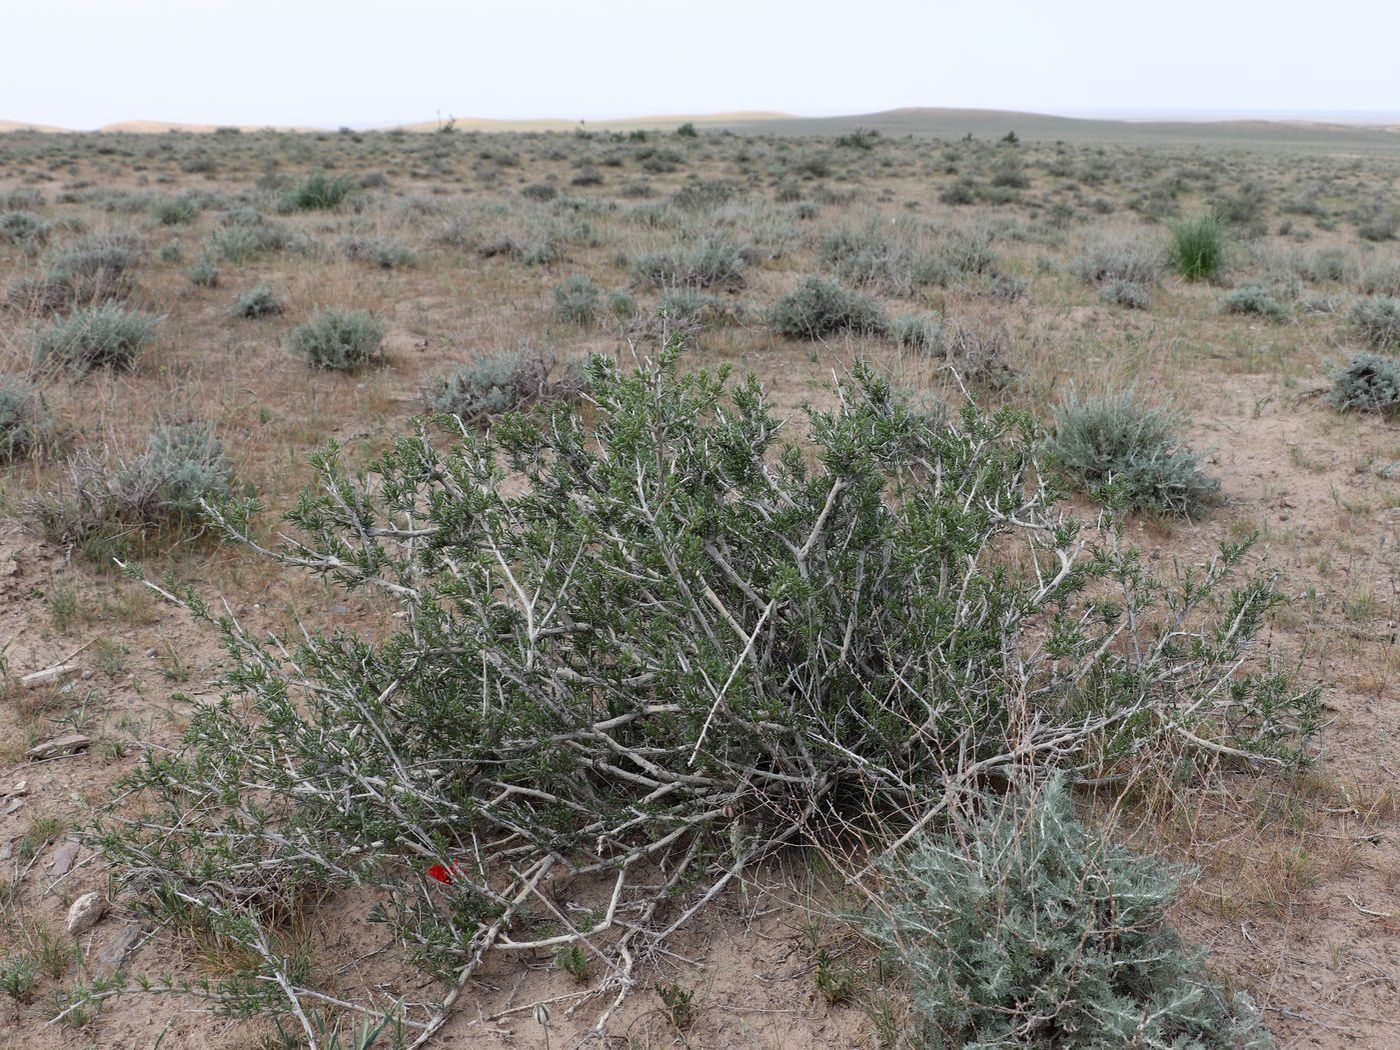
(395, 110, 796, 132)
(0, 119, 69, 132)
(0, 111, 797, 134)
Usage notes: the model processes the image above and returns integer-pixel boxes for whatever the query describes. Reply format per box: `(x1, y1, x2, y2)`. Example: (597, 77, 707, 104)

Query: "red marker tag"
(427, 863, 454, 885)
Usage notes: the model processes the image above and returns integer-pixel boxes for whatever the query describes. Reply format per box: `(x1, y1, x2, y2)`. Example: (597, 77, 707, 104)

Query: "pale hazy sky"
(6, 0, 1399, 128)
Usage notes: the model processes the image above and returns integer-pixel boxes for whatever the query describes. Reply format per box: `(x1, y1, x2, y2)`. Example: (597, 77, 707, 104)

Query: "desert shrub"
(3, 276, 76, 315)
(768, 276, 887, 339)
(655, 287, 747, 327)
(32, 304, 160, 374)
(0, 211, 49, 250)
(451, 205, 568, 266)
(1328, 353, 1400, 415)
(1357, 261, 1400, 297)
(1299, 293, 1345, 315)
(424, 343, 577, 425)
(31, 232, 143, 306)
(134, 422, 233, 517)
(1303, 247, 1352, 284)
(1357, 211, 1398, 244)
(150, 196, 198, 226)
(1167, 211, 1225, 281)
(631, 238, 747, 290)
(945, 321, 1014, 389)
(1349, 297, 1400, 349)
(930, 227, 1000, 284)
(820, 220, 998, 296)
(209, 220, 288, 264)
(674, 121, 698, 137)
(0, 376, 51, 462)
(552, 274, 602, 325)
(96, 353, 1315, 1032)
(939, 178, 978, 205)
(988, 155, 1028, 189)
(47, 233, 142, 284)
(608, 289, 637, 319)
(835, 128, 880, 151)
(0, 189, 44, 211)
(339, 236, 415, 269)
(230, 284, 283, 319)
(1224, 285, 1287, 321)
(29, 421, 231, 554)
(521, 183, 557, 203)
(863, 778, 1270, 1049)
(186, 259, 219, 288)
(1047, 388, 1219, 515)
(671, 179, 738, 211)
(279, 171, 353, 211)
(1099, 280, 1151, 310)
(288, 309, 384, 371)
(180, 153, 216, 175)
(1210, 181, 1268, 232)
(1072, 236, 1164, 286)
(890, 312, 944, 354)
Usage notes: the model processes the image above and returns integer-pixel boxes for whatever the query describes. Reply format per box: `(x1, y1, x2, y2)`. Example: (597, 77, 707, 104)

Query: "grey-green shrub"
(552, 275, 602, 325)
(1099, 280, 1151, 310)
(40, 232, 142, 304)
(425, 344, 576, 425)
(0, 211, 49, 251)
(339, 237, 416, 269)
(28, 421, 231, 554)
(134, 422, 232, 517)
(0, 376, 51, 462)
(631, 238, 747, 290)
(151, 196, 199, 226)
(1349, 297, 1400, 349)
(608, 289, 638, 319)
(1047, 388, 1219, 515)
(187, 259, 219, 288)
(289, 309, 384, 371)
(1328, 353, 1400, 415)
(890, 313, 944, 354)
(768, 277, 887, 339)
(1072, 236, 1164, 286)
(32, 304, 160, 374)
(1224, 285, 1287, 321)
(862, 778, 1270, 1049)
(654, 288, 748, 328)
(209, 220, 288, 264)
(819, 220, 998, 297)
(230, 284, 283, 319)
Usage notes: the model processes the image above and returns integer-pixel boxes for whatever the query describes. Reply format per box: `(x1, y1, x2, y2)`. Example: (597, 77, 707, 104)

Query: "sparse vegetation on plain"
(0, 116, 1395, 1050)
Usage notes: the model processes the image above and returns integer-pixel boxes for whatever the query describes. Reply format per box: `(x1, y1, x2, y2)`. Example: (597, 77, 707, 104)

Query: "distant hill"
(395, 111, 794, 133)
(95, 119, 319, 134)
(714, 107, 1400, 151)
(3, 107, 1398, 151)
